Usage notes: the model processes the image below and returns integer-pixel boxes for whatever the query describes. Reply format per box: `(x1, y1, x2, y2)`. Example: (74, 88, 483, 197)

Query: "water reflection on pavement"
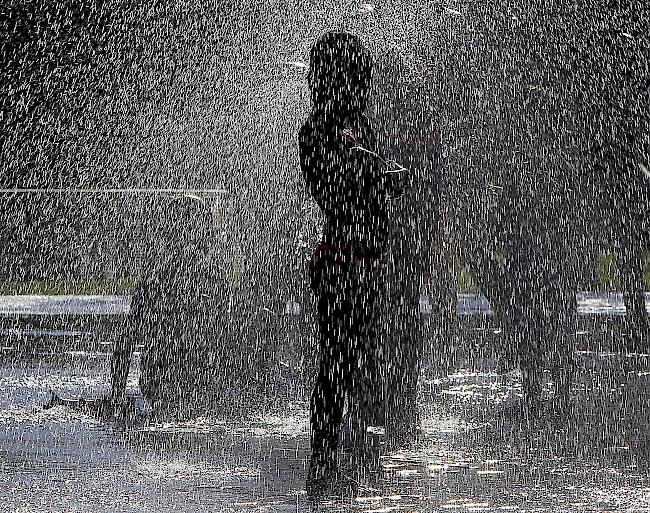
(1, 349, 649, 512)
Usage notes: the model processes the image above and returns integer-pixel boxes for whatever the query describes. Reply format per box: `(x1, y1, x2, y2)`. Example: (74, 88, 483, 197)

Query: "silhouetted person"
(595, 145, 650, 349)
(460, 180, 578, 414)
(569, 0, 650, 349)
(500, 185, 577, 412)
(110, 195, 229, 417)
(299, 32, 405, 493)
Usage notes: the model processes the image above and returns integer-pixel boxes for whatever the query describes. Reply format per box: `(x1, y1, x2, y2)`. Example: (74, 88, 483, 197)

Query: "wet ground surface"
(1, 341, 650, 512)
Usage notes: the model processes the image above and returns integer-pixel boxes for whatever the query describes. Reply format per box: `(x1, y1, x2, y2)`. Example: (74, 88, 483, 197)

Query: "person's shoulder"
(299, 115, 317, 141)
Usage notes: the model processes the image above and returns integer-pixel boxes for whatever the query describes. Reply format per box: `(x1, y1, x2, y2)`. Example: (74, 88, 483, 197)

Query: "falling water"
(1, 0, 649, 511)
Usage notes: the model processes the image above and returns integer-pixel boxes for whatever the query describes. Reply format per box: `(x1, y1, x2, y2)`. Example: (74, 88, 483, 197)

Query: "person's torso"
(300, 111, 390, 257)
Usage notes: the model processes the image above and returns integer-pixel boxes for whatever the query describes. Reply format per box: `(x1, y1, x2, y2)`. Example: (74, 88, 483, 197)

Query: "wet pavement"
(2, 336, 650, 512)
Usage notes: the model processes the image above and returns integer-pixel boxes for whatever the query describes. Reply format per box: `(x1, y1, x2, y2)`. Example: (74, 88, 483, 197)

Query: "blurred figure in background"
(110, 194, 230, 418)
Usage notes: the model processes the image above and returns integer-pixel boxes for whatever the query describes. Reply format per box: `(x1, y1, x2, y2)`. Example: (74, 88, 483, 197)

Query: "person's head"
(308, 32, 372, 116)
(156, 194, 214, 258)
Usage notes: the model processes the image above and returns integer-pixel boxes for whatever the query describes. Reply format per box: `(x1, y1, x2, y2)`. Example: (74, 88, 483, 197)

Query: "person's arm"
(346, 113, 410, 202)
(382, 159, 411, 199)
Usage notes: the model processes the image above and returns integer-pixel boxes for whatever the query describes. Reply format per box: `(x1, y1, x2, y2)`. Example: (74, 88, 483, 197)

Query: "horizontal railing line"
(0, 188, 228, 194)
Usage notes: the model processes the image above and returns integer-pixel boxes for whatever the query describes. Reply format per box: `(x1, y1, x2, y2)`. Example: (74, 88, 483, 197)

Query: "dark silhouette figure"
(595, 145, 650, 349)
(42, 196, 229, 419)
(570, 0, 649, 348)
(110, 195, 229, 417)
(460, 178, 578, 414)
(299, 32, 404, 492)
(500, 186, 577, 412)
(373, 72, 449, 447)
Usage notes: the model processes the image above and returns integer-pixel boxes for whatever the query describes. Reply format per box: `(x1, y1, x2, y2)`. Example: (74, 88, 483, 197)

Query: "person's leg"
(550, 285, 577, 410)
(384, 303, 422, 447)
(347, 276, 385, 454)
(309, 275, 352, 482)
(550, 332, 574, 412)
(515, 319, 543, 415)
(618, 246, 650, 351)
(111, 340, 134, 404)
(309, 350, 345, 477)
(335, 268, 383, 450)
(139, 336, 187, 416)
(506, 286, 543, 415)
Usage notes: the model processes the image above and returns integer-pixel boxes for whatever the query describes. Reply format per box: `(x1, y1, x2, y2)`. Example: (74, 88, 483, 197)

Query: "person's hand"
(385, 160, 411, 198)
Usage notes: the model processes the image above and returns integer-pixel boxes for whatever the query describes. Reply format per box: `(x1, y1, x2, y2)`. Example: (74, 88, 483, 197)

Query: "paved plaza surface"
(1, 295, 649, 512)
